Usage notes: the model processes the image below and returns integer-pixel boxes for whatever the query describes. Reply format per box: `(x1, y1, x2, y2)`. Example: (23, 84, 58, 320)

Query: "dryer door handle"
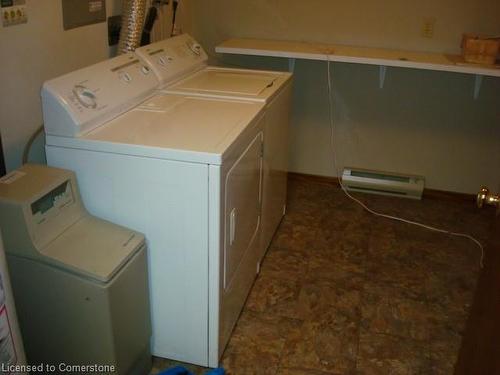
(229, 208, 236, 246)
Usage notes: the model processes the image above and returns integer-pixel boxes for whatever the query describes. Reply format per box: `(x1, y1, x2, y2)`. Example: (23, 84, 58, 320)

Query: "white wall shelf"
(215, 38, 500, 99)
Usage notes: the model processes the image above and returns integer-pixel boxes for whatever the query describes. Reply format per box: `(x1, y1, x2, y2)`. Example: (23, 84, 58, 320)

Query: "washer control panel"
(135, 34, 208, 86)
(42, 52, 159, 137)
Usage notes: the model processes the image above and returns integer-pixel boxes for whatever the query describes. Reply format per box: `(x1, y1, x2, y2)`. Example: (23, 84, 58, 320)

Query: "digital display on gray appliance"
(31, 181, 74, 215)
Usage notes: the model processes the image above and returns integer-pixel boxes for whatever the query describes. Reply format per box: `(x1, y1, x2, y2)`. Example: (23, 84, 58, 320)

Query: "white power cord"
(325, 56, 485, 268)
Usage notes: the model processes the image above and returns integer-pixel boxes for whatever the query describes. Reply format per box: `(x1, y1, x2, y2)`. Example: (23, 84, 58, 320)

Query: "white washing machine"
(135, 34, 293, 260)
(42, 53, 266, 367)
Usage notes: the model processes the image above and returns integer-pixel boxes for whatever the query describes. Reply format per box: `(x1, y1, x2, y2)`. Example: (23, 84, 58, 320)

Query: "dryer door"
(224, 132, 263, 290)
(220, 131, 263, 351)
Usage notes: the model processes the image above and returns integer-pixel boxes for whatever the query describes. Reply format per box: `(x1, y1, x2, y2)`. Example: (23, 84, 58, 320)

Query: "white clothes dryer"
(135, 34, 293, 260)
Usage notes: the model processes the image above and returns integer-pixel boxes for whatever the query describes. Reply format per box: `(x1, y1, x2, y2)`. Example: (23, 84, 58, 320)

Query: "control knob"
(72, 85, 97, 109)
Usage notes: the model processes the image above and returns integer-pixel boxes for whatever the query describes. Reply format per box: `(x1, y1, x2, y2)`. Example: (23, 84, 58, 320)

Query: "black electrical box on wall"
(108, 14, 121, 46)
(0, 133, 6, 177)
(61, 0, 107, 30)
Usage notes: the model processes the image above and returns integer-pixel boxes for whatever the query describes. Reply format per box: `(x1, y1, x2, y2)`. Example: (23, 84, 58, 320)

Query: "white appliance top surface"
(43, 216, 144, 283)
(165, 67, 292, 101)
(47, 94, 265, 165)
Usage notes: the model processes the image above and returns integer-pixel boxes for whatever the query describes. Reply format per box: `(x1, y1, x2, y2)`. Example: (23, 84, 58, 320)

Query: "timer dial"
(72, 85, 97, 109)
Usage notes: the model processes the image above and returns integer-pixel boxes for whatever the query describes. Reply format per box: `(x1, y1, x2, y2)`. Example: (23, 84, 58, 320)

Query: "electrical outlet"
(422, 18, 435, 38)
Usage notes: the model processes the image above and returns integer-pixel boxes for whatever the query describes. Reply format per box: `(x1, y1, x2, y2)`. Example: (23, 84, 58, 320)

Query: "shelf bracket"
(379, 66, 387, 89)
(288, 58, 296, 73)
(473, 75, 483, 100)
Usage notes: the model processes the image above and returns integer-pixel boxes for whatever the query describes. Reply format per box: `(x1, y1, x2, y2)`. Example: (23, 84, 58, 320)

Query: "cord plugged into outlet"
(325, 55, 484, 268)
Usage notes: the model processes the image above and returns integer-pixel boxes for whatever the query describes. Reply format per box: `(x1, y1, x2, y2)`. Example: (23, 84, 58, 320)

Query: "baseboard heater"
(342, 167, 425, 200)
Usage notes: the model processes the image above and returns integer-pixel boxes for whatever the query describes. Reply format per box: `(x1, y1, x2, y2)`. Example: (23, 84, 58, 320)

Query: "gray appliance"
(0, 164, 151, 374)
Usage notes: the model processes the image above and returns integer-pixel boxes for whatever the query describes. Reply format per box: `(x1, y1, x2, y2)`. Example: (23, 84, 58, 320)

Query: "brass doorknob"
(477, 186, 500, 211)
(477, 186, 489, 208)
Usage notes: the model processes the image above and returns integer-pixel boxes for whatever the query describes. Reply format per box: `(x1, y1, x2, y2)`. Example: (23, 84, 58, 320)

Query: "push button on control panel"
(119, 71, 132, 83)
(186, 40, 202, 56)
(72, 85, 97, 109)
(158, 55, 174, 66)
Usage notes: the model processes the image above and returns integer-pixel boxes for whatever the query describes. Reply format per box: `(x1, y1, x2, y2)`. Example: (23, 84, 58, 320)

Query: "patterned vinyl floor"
(151, 177, 491, 375)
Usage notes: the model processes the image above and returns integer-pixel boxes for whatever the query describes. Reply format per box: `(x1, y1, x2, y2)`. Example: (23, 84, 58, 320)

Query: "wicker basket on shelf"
(461, 34, 500, 65)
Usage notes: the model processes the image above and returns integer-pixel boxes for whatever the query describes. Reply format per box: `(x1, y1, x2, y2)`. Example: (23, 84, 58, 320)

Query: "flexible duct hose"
(22, 124, 44, 164)
(118, 0, 147, 54)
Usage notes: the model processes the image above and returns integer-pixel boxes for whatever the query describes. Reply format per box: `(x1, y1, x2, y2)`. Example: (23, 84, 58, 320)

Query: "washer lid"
(52, 94, 265, 165)
(43, 216, 144, 283)
(165, 67, 292, 101)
